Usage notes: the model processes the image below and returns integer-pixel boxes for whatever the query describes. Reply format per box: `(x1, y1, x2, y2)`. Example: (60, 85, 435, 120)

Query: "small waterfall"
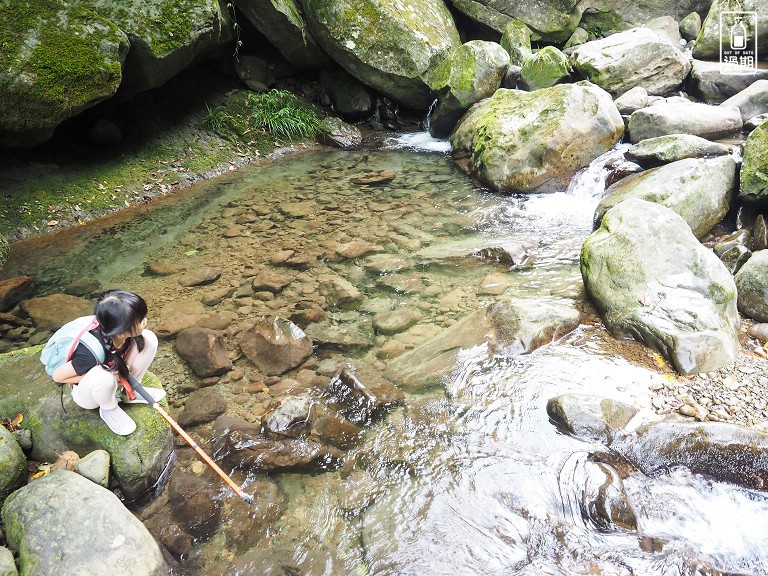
(422, 97, 438, 132)
(566, 144, 632, 200)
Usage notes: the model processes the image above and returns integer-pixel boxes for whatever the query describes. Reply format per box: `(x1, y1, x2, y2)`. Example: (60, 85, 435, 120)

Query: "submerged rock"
(329, 363, 405, 423)
(451, 82, 623, 193)
(238, 316, 312, 375)
(611, 421, 768, 491)
(2, 470, 167, 575)
(546, 393, 640, 444)
(175, 326, 232, 377)
(581, 199, 740, 375)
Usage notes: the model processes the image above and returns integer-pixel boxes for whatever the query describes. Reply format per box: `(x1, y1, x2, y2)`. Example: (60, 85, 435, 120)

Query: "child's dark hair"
(95, 289, 147, 377)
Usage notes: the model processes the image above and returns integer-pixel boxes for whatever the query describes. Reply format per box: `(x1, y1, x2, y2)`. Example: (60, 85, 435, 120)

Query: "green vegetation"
(205, 89, 322, 142)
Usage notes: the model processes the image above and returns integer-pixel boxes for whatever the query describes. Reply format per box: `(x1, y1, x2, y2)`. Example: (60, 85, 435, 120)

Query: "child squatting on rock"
(48, 289, 165, 435)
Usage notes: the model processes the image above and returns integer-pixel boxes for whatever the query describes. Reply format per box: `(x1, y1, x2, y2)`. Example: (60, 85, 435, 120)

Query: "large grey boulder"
(446, 0, 582, 43)
(0, 427, 25, 509)
(581, 199, 740, 375)
(0, 349, 173, 501)
(451, 82, 623, 193)
(693, 0, 768, 61)
(579, 0, 710, 33)
(628, 100, 743, 143)
(740, 121, 768, 205)
(735, 249, 768, 322)
(611, 421, 768, 490)
(428, 41, 509, 138)
(570, 27, 691, 96)
(722, 79, 768, 122)
(301, 0, 460, 109)
(688, 60, 768, 103)
(594, 156, 737, 238)
(0, 3, 128, 148)
(625, 134, 733, 167)
(234, 0, 330, 69)
(318, 68, 375, 120)
(91, 0, 233, 96)
(2, 471, 166, 576)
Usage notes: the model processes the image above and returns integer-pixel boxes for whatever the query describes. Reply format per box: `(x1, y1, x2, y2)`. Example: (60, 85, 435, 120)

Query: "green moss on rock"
(520, 46, 570, 91)
(740, 121, 768, 204)
(0, 0, 127, 146)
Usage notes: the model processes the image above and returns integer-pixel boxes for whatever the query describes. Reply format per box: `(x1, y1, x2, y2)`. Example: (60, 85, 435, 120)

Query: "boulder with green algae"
(579, 0, 709, 34)
(0, 236, 8, 274)
(735, 249, 768, 322)
(447, 0, 582, 43)
(300, 0, 460, 109)
(740, 122, 768, 205)
(0, 426, 25, 509)
(234, 0, 330, 70)
(519, 46, 570, 91)
(88, 0, 232, 96)
(0, 347, 172, 501)
(693, 0, 768, 60)
(451, 82, 623, 193)
(428, 40, 509, 138)
(0, 0, 128, 148)
(499, 18, 532, 67)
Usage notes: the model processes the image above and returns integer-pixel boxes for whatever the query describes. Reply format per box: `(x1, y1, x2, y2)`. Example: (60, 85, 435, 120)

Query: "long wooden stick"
(128, 375, 253, 504)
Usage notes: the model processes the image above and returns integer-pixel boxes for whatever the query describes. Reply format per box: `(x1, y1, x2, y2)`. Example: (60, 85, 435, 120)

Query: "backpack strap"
(66, 317, 103, 363)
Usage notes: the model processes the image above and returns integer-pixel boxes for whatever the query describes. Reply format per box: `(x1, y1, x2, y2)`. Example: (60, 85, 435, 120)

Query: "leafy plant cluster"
(204, 89, 321, 144)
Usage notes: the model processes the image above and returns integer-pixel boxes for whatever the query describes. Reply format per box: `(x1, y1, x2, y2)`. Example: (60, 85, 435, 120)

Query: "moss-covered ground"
(0, 66, 318, 242)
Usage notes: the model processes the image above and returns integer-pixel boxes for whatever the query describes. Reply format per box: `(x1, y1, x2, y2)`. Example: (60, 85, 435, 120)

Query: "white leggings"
(71, 330, 158, 411)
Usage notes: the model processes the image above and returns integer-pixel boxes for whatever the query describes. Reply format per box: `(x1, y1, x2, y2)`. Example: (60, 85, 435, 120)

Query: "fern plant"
(246, 90, 321, 141)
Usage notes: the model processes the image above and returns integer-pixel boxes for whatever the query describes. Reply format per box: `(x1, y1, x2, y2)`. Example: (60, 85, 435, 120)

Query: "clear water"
(4, 136, 768, 576)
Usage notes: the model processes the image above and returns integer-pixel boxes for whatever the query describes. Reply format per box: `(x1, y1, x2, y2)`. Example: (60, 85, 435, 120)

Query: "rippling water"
(4, 136, 768, 575)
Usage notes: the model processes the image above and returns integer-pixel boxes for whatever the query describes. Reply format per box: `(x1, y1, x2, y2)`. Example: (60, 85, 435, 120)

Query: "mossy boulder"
(2, 470, 167, 575)
(0, 0, 128, 148)
(735, 249, 768, 322)
(90, 0, 233, 96)
(300, 0, 460, 109)
(447, 0, 582, 43)
(451, 82, 623, 193)
(570, 27, 691, 96)
(581, 198, 740, 375)
(428, 40, 509, 138)
(693, 0, 768, 60)
(580, 0, 710, 34)
(0, 427, 25, 510)
(519, 46, 570, 91)
(0, 346, 173, 501)
(234, 0, 330, 69)
(594, 156, 737, 239)
(740, 122, 768, 205)
(499, 18, 532, 67)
